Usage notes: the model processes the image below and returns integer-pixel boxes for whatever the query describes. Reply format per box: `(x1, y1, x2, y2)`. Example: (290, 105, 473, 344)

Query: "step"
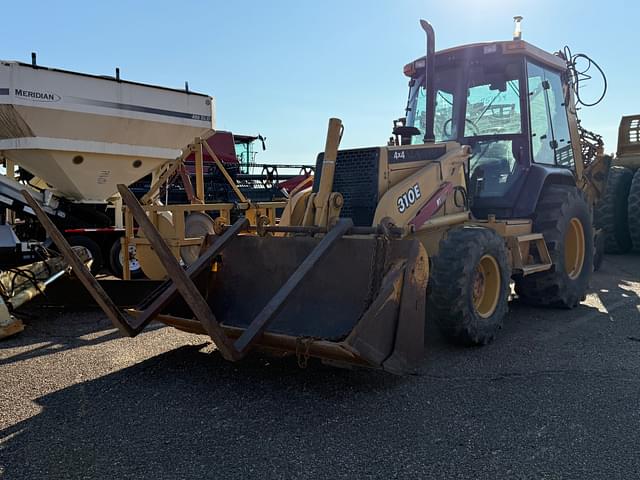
(520, 263, 552, 275)
(515, 233, 545, 243)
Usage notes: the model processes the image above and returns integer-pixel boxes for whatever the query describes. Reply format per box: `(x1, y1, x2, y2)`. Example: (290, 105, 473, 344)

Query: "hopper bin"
(0, 60, 214, 202)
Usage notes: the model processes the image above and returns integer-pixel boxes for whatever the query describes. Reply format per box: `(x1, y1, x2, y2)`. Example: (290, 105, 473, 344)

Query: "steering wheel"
(442, 118, 480, 138)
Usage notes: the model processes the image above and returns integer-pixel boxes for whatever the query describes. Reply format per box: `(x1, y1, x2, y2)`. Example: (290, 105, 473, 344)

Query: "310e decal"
(397, 184, 422, 213)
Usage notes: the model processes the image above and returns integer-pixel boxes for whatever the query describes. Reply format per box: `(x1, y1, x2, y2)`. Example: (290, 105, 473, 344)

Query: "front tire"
(516, 185, 593, 308)
(428, 226, 510, 346)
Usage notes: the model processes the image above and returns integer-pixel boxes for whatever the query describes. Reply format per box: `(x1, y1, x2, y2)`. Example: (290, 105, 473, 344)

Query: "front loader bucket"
(162, 234, 428, 373)
(22, 186, 429, 375)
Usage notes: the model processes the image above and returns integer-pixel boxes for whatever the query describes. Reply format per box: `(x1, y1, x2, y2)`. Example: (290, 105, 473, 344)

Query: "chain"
(295, 336, 317, 368)
(363, 233, 390, 311)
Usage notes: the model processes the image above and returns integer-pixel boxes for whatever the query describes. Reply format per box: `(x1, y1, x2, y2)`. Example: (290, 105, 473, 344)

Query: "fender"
(512, 164, 576, 218)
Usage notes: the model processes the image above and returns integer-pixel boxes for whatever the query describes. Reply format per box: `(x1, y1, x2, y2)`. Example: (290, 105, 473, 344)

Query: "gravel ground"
(0, 254, 639, 479)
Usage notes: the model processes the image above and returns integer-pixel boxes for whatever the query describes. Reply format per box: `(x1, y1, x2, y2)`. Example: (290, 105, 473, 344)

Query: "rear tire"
(515, 185, 593, 308)
(593, 229, 606, 272)
(66, 235, 103, 274)
(428, 226, 510, 346)
(594, 166, 633, 253)
(628, 169, 640, 251)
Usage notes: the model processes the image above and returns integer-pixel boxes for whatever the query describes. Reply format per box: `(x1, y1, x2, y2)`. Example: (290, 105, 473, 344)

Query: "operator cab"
(403, 40, 577, 218)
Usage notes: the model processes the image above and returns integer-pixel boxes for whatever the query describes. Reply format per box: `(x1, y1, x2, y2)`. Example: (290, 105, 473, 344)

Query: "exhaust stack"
(419, 20, 436, 143)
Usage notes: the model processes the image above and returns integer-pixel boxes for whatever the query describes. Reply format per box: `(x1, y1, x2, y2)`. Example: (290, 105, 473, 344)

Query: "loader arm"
(373, 145, 470, 230)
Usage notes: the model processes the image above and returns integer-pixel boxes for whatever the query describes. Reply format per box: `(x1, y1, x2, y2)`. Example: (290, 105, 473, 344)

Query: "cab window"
(527, 62, 575, 167)
(465, 79, 522, 136)
(411, 86, 456, 144)
(546, 71, 574, 167)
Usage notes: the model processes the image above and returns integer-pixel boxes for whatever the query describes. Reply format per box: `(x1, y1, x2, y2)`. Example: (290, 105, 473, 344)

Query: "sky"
(2, 0, 638, 165)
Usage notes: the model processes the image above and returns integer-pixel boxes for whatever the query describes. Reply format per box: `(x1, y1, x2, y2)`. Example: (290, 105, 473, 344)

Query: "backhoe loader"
(595, 115, 640, 253)
(24, 19, 607, 374)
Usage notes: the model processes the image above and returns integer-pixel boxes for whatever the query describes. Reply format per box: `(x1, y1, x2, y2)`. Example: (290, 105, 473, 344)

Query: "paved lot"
(0, 254, 639, 479)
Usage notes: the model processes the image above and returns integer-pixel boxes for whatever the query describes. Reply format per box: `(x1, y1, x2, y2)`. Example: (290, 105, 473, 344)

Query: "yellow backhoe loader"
(24, 19, 608, 374)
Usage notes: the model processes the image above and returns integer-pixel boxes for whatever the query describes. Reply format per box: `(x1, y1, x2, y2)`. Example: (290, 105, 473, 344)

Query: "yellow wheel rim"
(472, 254, 501, 318)
(564, 217, 585, 280)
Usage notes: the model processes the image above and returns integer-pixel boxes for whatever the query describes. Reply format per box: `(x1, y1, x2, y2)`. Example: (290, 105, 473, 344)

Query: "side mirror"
(392, 125, 421, 137)
(392, 125, 422, 146)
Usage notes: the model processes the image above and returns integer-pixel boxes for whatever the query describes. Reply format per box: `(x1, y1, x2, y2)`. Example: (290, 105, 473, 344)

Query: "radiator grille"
(313, 148, 380, 226)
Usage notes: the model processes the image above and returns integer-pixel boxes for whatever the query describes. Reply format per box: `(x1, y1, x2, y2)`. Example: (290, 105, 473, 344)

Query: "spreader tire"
(593, 229, 606, 272)
(628, 169, 640, 251)
(66, 235, 103, 274)
(594, 166, 633, 253)
(109, 239, 145, 279)
(428, 226, 510, 346)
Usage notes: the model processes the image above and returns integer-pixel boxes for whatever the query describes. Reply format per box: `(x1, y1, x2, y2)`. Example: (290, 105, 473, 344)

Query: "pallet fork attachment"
(22, 186, 429, 374)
